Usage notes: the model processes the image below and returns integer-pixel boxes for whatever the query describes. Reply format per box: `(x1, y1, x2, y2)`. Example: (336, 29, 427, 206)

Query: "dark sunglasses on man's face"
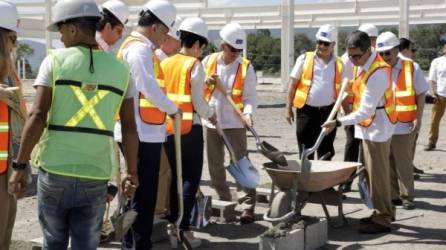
(317, 40, 331, 47)
(225, 44, 243, 53)
(349, 51, 366, 60)
(379, 51, 392, 57)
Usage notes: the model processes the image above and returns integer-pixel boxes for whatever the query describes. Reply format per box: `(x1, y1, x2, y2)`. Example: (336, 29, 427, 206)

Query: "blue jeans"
(37, 169, 107, 250)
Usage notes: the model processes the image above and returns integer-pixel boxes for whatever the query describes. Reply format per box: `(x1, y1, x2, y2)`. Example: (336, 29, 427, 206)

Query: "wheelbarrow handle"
(263, 210, 296, 223)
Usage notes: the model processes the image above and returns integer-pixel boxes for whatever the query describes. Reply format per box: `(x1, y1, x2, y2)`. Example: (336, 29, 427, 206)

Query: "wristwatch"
(12, 161, 27, 170)
(335, 119, 342, 127)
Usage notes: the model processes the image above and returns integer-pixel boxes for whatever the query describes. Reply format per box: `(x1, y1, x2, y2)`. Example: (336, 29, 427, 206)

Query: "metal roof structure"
(13, 0, 441, 88)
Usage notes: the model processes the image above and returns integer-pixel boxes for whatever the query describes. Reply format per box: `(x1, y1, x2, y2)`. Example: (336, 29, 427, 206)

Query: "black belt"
(302, 104, 334, 111)
(48, 124, 114, 137)
(376, 106, 385, 109)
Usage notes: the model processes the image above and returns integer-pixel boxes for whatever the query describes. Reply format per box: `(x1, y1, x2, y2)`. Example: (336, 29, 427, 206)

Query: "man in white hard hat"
(161, 17, 217, 248)
(96, 0, 129, 52)
(359, 23, 378, 49)
(375, 32, 427, 211)
(9, 0, 139, 248)
(156, 16, 182, 61)
(115, 1, 179, 249)
(202, 22, 258, 224)
(323, 31, 396, 234)
(286, 24, 343, 161)
(424, 33, 446, 151)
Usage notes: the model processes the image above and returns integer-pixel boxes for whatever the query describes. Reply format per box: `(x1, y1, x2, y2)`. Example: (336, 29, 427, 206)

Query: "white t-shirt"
(428, 55, 446, 97)
(393, 59, 428, 135)
(290, 53, 340, 107)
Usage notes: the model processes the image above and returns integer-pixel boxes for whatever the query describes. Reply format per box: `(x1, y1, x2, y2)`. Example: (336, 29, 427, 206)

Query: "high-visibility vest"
(395, 60, 417, 122)
(351, 54, 397, 127)
(0, 74, 26, 175)
(0, 95, 10, 175)
(292, 52, 344, 108)
(117, 36, 167, 125)
(204, 52, 250, 112)
(32, 47, 129, 180)
(161, 54, 197, 135)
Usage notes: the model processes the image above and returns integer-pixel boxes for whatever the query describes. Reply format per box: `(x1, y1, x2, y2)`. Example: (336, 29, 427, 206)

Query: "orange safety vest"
(395, 60, 417, 122)
(204, 52, 250, 112)
(292, 52, 344, 108)
(161, 54, 197, 135)
(117, 36, 167, 125)
(352, 54, 397, 127)
(0, 74, 26, 175)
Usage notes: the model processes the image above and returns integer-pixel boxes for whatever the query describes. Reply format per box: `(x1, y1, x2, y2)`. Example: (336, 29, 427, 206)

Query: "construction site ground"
(10, 79, 446, 250)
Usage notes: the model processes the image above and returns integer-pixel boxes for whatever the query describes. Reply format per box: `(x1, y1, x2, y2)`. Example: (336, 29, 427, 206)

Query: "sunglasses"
(317, 40, 331, 47)
(349, 51, 366, 60)
(7, 35, 17, 46)
(225, 44, 243, 53)
(379, 51, 392, 57)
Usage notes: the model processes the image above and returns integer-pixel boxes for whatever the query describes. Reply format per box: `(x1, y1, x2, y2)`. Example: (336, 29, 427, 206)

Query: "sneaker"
(182, 231, 202, 249)
(402, 200, 415, 210)
(424, 144, 436, 151)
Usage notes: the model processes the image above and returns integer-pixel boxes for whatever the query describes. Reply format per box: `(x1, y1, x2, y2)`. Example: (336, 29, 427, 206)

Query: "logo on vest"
(82, 83, 98, 92)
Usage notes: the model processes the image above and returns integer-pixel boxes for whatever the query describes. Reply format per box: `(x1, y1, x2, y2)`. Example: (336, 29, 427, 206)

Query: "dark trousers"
(295, 104, 336, 160)
(344, 125, 362, 162)
(123, 141, 162, 250)
(164, 125, 203, 231)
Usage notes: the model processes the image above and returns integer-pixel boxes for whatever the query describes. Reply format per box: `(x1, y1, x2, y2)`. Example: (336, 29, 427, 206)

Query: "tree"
(294, 33, 314, 58)
(16, 42, 34, 77)
(337, 30, 349, 56)
(247, 29, 281, 74)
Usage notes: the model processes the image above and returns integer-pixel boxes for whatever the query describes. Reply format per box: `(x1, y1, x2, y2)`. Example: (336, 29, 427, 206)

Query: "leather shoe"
(403, 200, 415, 210)
(358, 221, 391, 234)
(424, 144, 436, 151)
(360, 215, 394, 224)
(413, 167, 424, 174)
(240, 209, 255, 224)
(392, 198, 403, 206)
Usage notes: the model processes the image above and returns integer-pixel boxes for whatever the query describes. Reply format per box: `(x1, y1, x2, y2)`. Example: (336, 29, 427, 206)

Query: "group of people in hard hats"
(1, 0, 446, 249)
(2, 0, 257, 249)
(286, 22, 431, 234)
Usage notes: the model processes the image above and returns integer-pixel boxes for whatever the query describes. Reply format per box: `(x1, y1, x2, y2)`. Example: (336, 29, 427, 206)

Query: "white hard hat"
(47, 0, 101, 31)
(219, 22, 246, 50)
(101, 0, 129, 28)
(142, 0, 176, 30)
(167, 16, 183, 41)
(376, 32, 400, 52)
(179, 17, 208, 41)
(358, 23, 378, 37)
(315, 24, 336, 43)
(0, 1, 20, 32)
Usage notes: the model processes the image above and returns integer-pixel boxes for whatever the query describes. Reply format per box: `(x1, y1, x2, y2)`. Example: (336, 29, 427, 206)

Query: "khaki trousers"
(0, 173, 16, 250)
(206, 127, 256, 210)
(390, 133, 416, 201)
(362, 139, 394, 227)
(428, 95, 446, 145)
(155, 147, 171, 216)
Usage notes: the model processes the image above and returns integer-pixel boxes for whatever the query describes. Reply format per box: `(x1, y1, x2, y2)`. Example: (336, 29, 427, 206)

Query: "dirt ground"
(10, 79, 446, 249)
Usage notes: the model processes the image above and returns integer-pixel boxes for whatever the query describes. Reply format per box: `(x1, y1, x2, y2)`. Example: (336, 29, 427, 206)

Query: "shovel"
(173, 112, 192, 250)
(300, 78, 350, 180)
(215, 124, 260, 190)
(213, 80, 287, 166)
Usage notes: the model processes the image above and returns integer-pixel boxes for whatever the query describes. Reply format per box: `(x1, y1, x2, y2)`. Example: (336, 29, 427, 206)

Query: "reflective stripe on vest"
(32, 47, 129, 180)
(204, 52, 249, 112)
(0, 103, 9, 175)
(117, 36, 167, 125)
(395, 60, 417, 122)
(352, 54, 397, 127)
(161, 54, 197, 135)
(292, 52, 344, 108)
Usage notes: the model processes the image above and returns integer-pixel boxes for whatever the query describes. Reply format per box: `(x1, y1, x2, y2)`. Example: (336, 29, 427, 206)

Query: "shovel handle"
(322, 77, 349, 134)
(173, 113, 184, 231)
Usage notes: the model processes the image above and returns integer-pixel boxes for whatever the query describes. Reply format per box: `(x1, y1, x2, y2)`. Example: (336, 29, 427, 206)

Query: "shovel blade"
(226, 157, 259, 189)
(259, 141, 288, 166)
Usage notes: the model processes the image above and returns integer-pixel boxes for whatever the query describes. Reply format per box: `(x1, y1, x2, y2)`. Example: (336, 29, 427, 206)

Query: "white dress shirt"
(189, 62, 215, 124)
(428, 55, 446, 97)
(155, 49, 168, 62)
(96, 32, 111, 53)
(338, 52, 396, 142)
(290, 53, 340, 107)
(114, 31, 178, 143)
(341, 52, 354, 81)
(202, 54, 257, 129)
(393, 59, 428, 135)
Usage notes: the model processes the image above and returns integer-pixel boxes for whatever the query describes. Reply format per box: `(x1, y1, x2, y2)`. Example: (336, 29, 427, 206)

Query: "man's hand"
(168, 109, 182, 120)
(286, 107, 294, 125)
(321, 120, 337, 134)
(243, 113, 253, 127)
(121, 174, 139, 198)
(0, 86, 16, 100)
(8, 169, 28, 198)
(208, 113, 217, 125)
(411, 119, 421, 133)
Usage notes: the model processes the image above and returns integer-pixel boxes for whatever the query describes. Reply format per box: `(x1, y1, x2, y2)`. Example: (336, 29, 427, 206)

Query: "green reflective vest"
(32, 47, 130, 180)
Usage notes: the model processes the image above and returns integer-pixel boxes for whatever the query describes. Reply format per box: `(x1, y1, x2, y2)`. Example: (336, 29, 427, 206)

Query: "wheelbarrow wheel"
(269, 191, 293, 226)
